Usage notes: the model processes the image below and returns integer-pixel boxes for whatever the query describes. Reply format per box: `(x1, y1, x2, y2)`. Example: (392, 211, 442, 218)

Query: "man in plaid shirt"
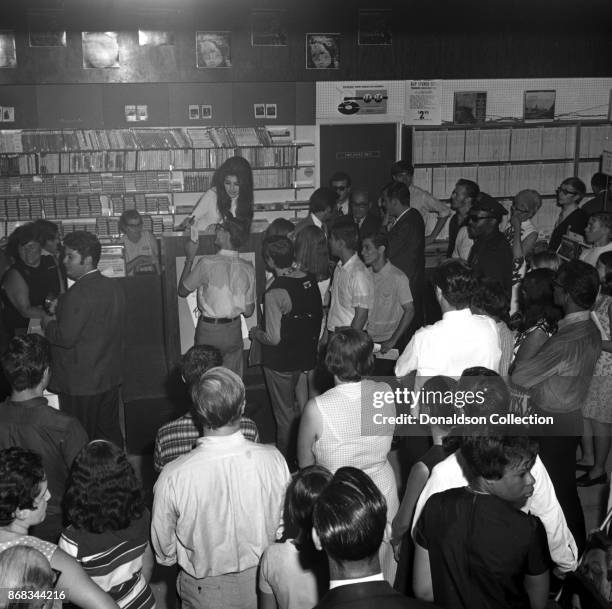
(154, 344, 259, 472)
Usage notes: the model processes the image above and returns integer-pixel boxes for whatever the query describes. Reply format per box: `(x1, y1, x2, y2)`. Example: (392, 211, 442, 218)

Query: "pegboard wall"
(317, 78, 612, 122)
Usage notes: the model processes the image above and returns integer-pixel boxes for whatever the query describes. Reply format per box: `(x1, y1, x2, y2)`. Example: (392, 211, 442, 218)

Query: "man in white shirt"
(327, 218, 374, 333)
(395, 258, 501, 380)
(152, 367, 290, 609)
(580, 211, 612, 267)
(391, 160, 450, 244)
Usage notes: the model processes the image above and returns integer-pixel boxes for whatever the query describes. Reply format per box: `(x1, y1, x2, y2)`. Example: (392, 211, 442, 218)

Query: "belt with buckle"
(199, 315, 240, 325)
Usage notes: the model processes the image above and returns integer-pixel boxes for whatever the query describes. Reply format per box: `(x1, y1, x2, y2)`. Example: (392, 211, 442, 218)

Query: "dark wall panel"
(168, 82, 233, 127)
(35, 84, 104, 128)
(295, 81, 316, 125)
(101, 83, 169, 128)
(232, 82, 296, 126)
(0, 85, 37, 128)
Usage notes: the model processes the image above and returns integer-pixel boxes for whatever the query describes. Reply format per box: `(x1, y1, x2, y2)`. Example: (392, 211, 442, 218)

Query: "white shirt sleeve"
(395, 334, 420, 377)
(151, 473, 178, 566)
(453, 226, 473, 260)
(191, 188, 222, 231)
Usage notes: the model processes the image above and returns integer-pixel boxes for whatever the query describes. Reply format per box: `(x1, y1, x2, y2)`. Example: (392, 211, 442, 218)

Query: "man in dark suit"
(293, 187, 336, 238)
(312, 467, 436, 609)
(349, 188, 381, 242)
(383, 181, 425, 340)
(42, 231, 125, 445)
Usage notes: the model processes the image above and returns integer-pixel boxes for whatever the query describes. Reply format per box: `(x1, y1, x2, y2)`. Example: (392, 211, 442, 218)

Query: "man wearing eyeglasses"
(329, 171, 352, 217)
(466, 193, 513, 301)
(548, 178, 588, 253)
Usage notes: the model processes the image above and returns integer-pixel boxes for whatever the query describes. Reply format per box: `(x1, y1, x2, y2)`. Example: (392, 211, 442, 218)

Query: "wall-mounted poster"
(336, 84, 388, 116)
(524, 90, 556, 121)
(453, 91, 487, 124)
(138, 31, 175, 46)
(251, 9, 287, 46)
(0, 32, 17, 68)
(306, 34, 340, 69)
(196, 31, 231, 68)
(82, 32, 120, 68)
(406, 80, 441, 125)
(358, 9, 392, 45)
(29, 31, 66, 47)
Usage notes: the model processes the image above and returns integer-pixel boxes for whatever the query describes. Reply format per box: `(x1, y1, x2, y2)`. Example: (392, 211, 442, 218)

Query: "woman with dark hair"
(578, 251, 612, 484)
(297, 328, 398, 583)
(59, 441, 154, 609)
(259, 465, 332, 609)
(180, 155, 254, 232)
(0, 447, 119, 609)
(510, 268, 562, 371)
(1, 223, 61, 338)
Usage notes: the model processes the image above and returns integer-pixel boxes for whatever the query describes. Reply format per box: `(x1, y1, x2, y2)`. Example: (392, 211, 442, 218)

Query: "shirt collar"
(442, 308, 472, 320)
(338, 253, 359, 269)
(393, 208, 410, 224)
(217, 249, 240, 257)
(195, 429, 245, 446)
(78, 269, 99, 281)
(311, 213, 323, 228)
(7, 396, 49, 409)
(329, 573, 384, 590)
(558, 310, 591, 328)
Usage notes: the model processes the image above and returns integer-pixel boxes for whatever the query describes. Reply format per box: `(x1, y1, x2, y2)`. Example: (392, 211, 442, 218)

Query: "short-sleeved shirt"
(327, 254, 374, 331)
(122, 231, 159, 265)
(183, 249, 255, 319)
(368, 262, 413, 342)
(415, 487, 550, 609)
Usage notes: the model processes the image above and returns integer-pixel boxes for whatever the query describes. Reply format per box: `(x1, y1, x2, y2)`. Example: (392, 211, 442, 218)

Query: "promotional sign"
(405, 80, 441, 125)
(337, 84, 388, 115)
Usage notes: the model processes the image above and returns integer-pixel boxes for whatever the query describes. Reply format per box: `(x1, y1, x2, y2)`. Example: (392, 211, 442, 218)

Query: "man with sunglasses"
(548, 178, 588, 253)
(467, 193, 513, 301)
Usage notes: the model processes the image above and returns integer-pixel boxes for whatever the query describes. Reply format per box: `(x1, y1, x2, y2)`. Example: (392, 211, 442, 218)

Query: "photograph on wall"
(82, 32, 120, 68)
(453, 91, 487, 124)
(138, 31, 175, 46)
(251, 9, 287, 46)
(358, 9, 392, 45)
(524, 90, 556, 121)
(29, 31, 66, 47)
(201, 105, 212, 119)
(306, 34, 340, 69)
(0, 32, 17, 68)
(196, 31, 231, 68)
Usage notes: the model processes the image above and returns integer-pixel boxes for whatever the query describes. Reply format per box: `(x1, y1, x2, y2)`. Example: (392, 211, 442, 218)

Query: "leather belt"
(199, 315, 240, 325)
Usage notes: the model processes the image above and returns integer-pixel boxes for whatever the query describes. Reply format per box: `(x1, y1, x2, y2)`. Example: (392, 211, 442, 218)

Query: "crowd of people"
(0, 155, 611, 609)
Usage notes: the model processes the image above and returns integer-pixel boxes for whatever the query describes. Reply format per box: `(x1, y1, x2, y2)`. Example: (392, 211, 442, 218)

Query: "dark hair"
(512, 268, 561, 332)
(457, 367, 510, 418)
(362, 232, 389, 257)
(63, 231, 101, 267)
(119, 209, 143, 232)
(330, 217, 359, 252)
(264, 218, 295, 239)
(6, 224, 39, 261)
(460, 435, 538, 484)
(263, 235, 294, 269)
(382, 181, 410, 208)
(598, 251, 612, 296)
(390, 160, 414, 177)
(32, 219, 60, 248)
(221, 216, 249, 249)
(561, 177, 586, 199)
(181, 344, 222, 385)
(432, 259, 475, 309)
(190, 367, 245, 430)
(556, 260, 599, 310)
(212, 156, 254, 224)
(309, 187, 336, 215)
(530, 251, 561, 272)
(591, 212, 612, 234)
(592, 172, 610, 192)
(456, 179, 480, 200)
(421, 376, 458, 430)
(329, 171, 351, 187)
(285, 465, 332, 542)
(0, 448, 45, 526)
(313, 467, 386, 562)
(64, 441, 145, 533)
(471, 277, 510, 324)
(0, 335, 51, 392)
(294, 226, 329, 282)
(326, 329, 374, 382)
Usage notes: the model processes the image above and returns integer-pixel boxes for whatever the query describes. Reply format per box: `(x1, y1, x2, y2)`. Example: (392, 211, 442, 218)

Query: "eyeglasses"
(512, 205, 530, 213)
(333, 185, 348, 191)
(467, 214, 496, 222)
(126, 222, 142, 228)
(557, 186, 579, 196)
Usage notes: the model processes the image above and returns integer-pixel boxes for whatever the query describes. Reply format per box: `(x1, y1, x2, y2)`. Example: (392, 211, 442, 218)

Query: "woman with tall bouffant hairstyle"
(297, 328, 399, 584)
(60, 441, 155, 609)
(180, 155, 254, 233)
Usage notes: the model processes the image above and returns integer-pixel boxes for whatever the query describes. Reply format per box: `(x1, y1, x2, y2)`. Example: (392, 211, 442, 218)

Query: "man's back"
(316, 580, 435, 609)
(152, 431, 290, 578)
(47, 271, 125, 395)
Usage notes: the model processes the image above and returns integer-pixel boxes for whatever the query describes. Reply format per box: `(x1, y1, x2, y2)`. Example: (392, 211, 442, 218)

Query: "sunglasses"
(333, 185, 348, 191)
(467, 214, 496, 222)
(557, 186, 579, 196)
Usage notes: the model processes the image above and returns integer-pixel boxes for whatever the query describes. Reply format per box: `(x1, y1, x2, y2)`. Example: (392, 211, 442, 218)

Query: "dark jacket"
(548, 207, 588, 253)
(46, 270, 125, 395)
(315, 581, 437, 609)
